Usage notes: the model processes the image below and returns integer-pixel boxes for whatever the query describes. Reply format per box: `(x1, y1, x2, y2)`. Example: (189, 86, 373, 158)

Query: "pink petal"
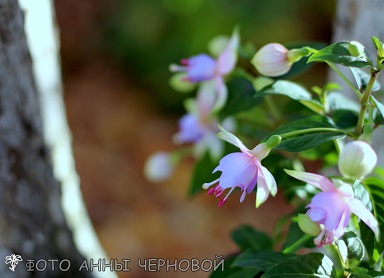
(216, 29, 239, 75)
(196, 80, 217, 113)
(217, 125, 251, 155)
(284, 170, 336, 192)
(347, 197, 379, 240)
(217, 152, 257, 190)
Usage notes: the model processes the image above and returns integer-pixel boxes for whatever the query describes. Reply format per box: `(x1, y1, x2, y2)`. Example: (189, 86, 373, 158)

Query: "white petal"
(347, 197, 379, 240)
(217, 125, 250, 154)
(211, 77, 228, 113)
(255, 166, 277, 208)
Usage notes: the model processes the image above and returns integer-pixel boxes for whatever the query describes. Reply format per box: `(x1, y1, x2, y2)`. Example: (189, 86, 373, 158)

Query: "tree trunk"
(330, 0, 384, 92)
(331, 0, 384, 165)
(0, 0, 91, 276)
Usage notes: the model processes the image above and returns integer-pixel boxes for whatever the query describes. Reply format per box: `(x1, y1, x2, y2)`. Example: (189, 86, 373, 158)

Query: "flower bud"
(298, 213, 321, 237)
(251, 43, 292, 77)
(338, 141, 377, 180)
(144, 151, 175, 182)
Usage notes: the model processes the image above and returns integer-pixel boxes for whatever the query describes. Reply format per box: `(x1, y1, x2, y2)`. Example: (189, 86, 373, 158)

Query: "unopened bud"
(144, 151, 175, 182)
(338, 141, 377, 180)
(251, 43, 291, 77)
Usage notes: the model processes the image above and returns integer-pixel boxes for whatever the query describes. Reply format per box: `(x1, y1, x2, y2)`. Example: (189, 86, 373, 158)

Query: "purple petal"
(347, 197, 379, 240)
(218, 152, 257, 190)
(186, 54, 217, 82)
(308, 207, 326, 222)
(308, 191, 350, 231)
(284, 170, 336, 192)
(175, 113, 204, 143)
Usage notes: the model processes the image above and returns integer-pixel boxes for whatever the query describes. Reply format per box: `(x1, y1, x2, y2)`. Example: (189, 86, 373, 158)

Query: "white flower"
(338, 141, 377, 180)
(144, 151, 174, 182)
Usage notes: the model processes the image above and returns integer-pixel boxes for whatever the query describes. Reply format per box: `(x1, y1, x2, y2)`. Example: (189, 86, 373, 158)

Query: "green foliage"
(256, 80, 326, 114)
(231, 225, 273, 251)
(351, 68, 381, 91)
(360, 178, 384, 263)
(372, 96, 384, 119)
(262, 115, 345, 152)
(341, 232, 365, 268)
(262, 253, 335, 278)
(219, 77, 262, 119)
(308, 41, 373, 68)
(232, 250, 296, 271)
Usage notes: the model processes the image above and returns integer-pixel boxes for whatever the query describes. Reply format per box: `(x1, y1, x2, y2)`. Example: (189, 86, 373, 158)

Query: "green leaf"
(350, 269, 384, 278)
(308, 41, 372, 68)
(372, 36, 384, 58)
(341, 231, 365, 268)
(231, 225, 273, 251)
(262, 115, 345, 152)
(282, 219, 315, 252)
(353, 182, 377, 265)
(256, 80, 313, 101)
(209, 255, 259, 278)
(357, 178, 384, 266)
(262, 253, 334, 278)
(232, 250, 296, 271)
(219, 77, 262, 119)
(350, 68, 381, 91)
(372, 95, 384, 119)
(327, 93, 360, 113)
(188, 151, 219, 197)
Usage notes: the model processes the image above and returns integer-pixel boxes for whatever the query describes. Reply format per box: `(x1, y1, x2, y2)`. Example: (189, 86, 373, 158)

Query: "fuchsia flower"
(203, 126, 280, 207)
(251, 43, 292, 77)
(174, 97, 234, 160)
(285, 169, 379, 247)
(170, 29, 239, 112)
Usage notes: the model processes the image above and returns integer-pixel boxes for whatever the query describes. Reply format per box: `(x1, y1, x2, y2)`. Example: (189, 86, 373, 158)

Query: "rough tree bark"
(0, 0, 91, 276)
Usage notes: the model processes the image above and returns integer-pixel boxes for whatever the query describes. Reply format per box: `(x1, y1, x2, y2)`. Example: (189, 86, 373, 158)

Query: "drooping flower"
(170, 28, 240, 112)
(174, 98, 235, 160)
(144, 151, 175, 182)
(338, 140, 377, 180)
(202, 126, 280, 207)
(285, 169, 379, 246)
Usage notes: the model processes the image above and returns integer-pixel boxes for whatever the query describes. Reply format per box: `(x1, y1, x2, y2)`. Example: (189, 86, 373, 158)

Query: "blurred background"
(53, 0, 336, 277)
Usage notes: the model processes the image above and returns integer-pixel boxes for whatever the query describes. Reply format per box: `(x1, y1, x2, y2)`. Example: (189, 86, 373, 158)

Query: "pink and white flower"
(285, 169, 379, 246)
(338, 140, 377, 180)
(203, 126, 279, 207)
(174, 98, 234, 160)
(251, 43, 292, 77)
(170, 29, 239, 112)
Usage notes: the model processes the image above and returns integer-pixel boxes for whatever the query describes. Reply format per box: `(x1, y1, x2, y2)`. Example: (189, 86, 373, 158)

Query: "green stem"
(282, 234, 312, 254)
(279, 127, 352, 139)
(355, 72, 378, 136)
(326, 61, 362, 100)
(264, 95, 281, 125)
